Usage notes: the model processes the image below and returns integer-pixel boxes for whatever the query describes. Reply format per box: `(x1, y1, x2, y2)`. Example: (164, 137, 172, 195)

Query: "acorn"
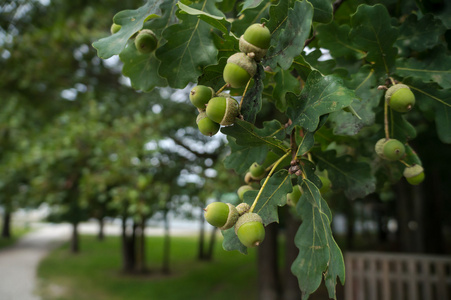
(249, 162, 265, 179)
(403, 164, 425, 185)
(223, 52, 257, 88)
(134, 29, 158, 54)
(237, 185, 254, 201)
(204, 202, 239, 230)
(236, 203, 251, 215)
(385, 84, 415, 113)
(235, 213, 265, 248)
(375, 138, 406, 161)
(239, 23, 271, 61)
(189, 85, 215, 110)
(206, 96, 239, 126)
(196, 112, 220, 136)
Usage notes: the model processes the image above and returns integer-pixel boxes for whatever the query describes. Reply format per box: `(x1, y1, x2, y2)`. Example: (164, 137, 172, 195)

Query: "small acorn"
(135, 29, 158, 54)
(375, 138, 406, 161)
(287, 185, 302, 207)
(239, 23, 271, 61)
(235, 212, 265, 248)
(236, 203, 251, 215)
(196, 112, 220, 136)
(237, 185, 254, 201)
(249, 162, 265, 179)
(206, 96, 239, 126)
(403, 164, 425, 185)
(110, 23, 121, 34)
(189, 85, 215, 110)
(223, 52, 257, 88)
(385, 84, 415, 113)
(204, 202, 239, 230)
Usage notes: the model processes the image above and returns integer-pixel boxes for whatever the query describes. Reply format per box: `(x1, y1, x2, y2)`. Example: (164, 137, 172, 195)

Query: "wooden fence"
(345, 252, 451, 300)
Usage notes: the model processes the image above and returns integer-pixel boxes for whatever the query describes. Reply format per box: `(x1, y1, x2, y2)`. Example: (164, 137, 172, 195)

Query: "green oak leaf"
(298, 158, 321, 188)
(177, 2, 231, 35)
(329, 65, 381, 135)
(309, 0, 333, 24)
(92, 0, 164, 59)
(197, 57, 227, 90)
(286, 70, 355, 132)
(244, 170, 291, 225)
(156, 3, 218, 88)
(221, 119, 288, 154)
(291, 179, 344, 299)
(223, 137, 268, 174)
(231, 0, 271, 37)
(349, 4, 398, 76)
(314, 150, 376, 199)
(395, 14, 446, 55)
(240, 0, 265, 14)
(303, 49, 336, 76)
(214, 32, 240, 60)
(296, 131, 315, 157)
(262, 0, 290, 42)
(316, 22, 365, 59)
(119, 41, 167, 92)
(404, 77, 451, 144)
(396, 46, 451, 90)
(222, 227, 247, 254)
(241, 64, 265, 124)
(265, 0, 314, 70)
(272, 69, 301, 112)
(388, 109, 417, 143)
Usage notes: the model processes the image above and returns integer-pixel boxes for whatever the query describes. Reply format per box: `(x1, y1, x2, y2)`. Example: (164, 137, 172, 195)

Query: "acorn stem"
(216, 83, 228, 95)
(249, 151, 291, 213)
(384, 98, 390, 140)
(399, 159, 411, 167)
(239, 79, 252, 110)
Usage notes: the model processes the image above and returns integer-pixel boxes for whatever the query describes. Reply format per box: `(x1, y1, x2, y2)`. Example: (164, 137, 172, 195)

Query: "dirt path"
(0, 224, 71, 300)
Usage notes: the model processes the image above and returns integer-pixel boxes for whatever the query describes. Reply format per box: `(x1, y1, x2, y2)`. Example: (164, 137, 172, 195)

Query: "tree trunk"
(205, 226, 217, 261)
(70, 221, 79, 253)
(121, 216, 136, 273)
(1, 210, 11, 238)
(258, 222, 281, 300)
(282, 210, 302, 300)
(97, 217, 104, 241)
(198, 206, 206, 260)
(135, 219, 148, 273)
(162, 209, 171, 274)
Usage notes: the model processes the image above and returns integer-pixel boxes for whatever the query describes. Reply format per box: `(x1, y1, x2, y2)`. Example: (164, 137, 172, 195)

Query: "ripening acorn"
(206, 96, 239, 126)
(223, 52, 257, 88)
(249, 162, 265, 178)
(235, 213, 265, 248)
(134, 29, 158, 54)
(237, 185, 253, 201)
(189, 85, 215, 110)
(196, 112, 220, 136)
(236, 203, 251, 215)
(385, 84, 415, 113)
(403, 164, 425, 185)
(239, 23, 271, 61)
(204, 202, 239, 230)
(375, 138, 406, 161)
(110, 23, 121, 34)
(287, 185, 302, 207)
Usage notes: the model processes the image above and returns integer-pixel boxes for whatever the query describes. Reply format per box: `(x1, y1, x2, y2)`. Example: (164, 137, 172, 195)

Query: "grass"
(0, 225, 32, 249)
(37, 234, 258, 300)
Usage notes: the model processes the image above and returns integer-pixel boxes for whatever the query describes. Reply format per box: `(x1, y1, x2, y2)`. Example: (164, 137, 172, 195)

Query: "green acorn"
(235, 213, 265, 248)
(134, 29, 158, 54)
(403, 164, 425, 185)
(196, 112, 220, 137)
(204, 202, 239, 230)
(223, 52, 257, 88)
(206, 96, 239, 126)
(385, 84, 415, 113)
(375, 138, 406, 161)
(189, 85, 215, 110)
(237, 185, 254, 201)
(239, 23, 271, 60)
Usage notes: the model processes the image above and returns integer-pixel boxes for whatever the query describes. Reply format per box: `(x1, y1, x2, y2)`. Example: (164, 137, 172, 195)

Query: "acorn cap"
(227, 52, 257, 78)
(236, 203, 250, 216)
(403, 164, 424, 178)
(385, 84, 410, 103)
(220, 97, 239, 126)
(235, 212, 263, 235)
(375, 138, 388, 159)
(239, 35, 268, 61)
(219, 203, 239, 230)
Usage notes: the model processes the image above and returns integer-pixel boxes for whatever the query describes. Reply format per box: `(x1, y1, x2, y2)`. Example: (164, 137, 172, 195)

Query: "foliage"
(92, 0, 451, 298)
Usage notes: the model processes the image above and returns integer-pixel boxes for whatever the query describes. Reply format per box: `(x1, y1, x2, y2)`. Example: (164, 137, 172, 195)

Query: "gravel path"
(0, 224, 71, 300)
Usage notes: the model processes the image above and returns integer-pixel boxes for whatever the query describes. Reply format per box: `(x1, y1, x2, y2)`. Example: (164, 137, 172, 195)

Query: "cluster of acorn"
(111, 22, 159, 54)
(375, 84, 424, 185)
(204, 201, 265, 248)
(189, 23, 272, 136)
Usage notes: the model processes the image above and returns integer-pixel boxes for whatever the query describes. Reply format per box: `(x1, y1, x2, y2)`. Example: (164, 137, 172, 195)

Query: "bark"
(135, 219, 148, 273)
(258, 222, 281, 300)
(205, 226, 217, 261)
(121, 216, 136, 273)
(70, 222, 79, 253)
(97, 217, 104, 241)
(198, 207, 206, 260)
(283, 210, 302, 300)
(1, 210, 11, 238)
(162, 209, 171, 274)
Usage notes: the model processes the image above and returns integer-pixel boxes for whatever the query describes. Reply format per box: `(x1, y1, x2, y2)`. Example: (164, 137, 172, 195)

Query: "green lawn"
(37, 234, 258, 300)
(0, 225, 32, 249)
